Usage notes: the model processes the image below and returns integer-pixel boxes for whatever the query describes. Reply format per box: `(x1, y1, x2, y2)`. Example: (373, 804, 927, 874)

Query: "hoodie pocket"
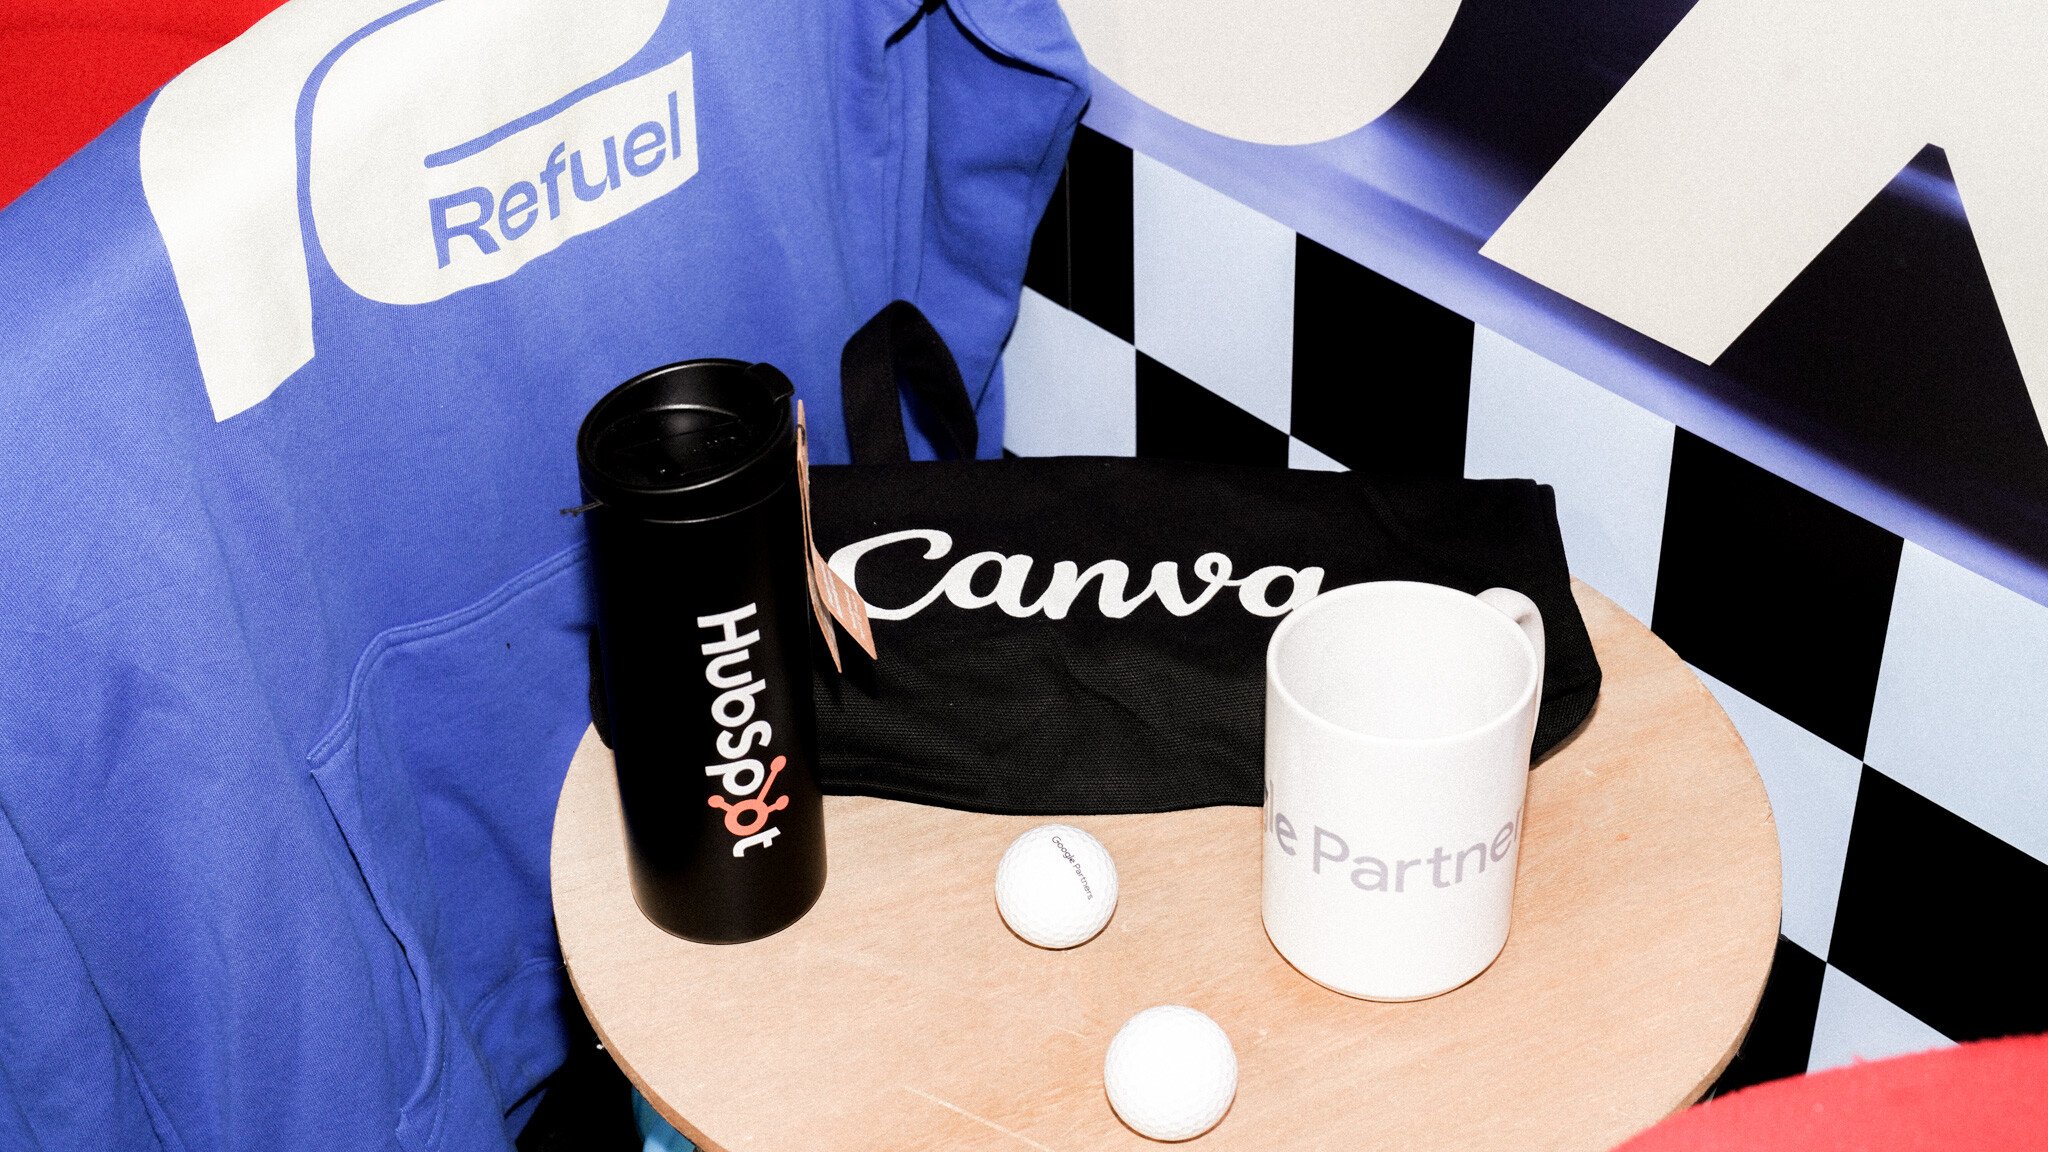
(302, 543, 593, 1150)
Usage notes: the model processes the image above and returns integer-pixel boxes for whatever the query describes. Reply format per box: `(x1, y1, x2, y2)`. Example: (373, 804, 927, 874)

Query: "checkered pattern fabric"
(1004, 127, 2048, 1097)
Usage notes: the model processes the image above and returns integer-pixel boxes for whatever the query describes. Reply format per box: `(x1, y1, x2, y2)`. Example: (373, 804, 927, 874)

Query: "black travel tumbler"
(577, 359, 827, 944)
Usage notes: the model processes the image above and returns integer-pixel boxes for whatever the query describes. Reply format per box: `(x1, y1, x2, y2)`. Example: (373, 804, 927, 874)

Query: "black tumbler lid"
(577, 358, 797, 522)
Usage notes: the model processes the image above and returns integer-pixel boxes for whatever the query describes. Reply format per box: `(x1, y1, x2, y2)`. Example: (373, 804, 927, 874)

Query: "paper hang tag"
(795, 401, 877, 671)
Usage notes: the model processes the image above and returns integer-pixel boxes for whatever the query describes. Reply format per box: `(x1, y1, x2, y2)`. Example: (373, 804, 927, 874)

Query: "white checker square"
(1131, 153, 1295, 431)
(1695, 667, 1862, 958)
(1865, 543, 2048, 865)
(1001, 288, 1138, 458)
(1465, 327, 1675, 624)
(1807, 966, 1953, 1074)
(1288, 437, 1346, 472)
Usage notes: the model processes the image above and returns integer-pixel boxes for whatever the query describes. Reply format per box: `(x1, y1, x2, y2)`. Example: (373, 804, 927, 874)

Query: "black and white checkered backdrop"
(1001, 127, 2048, 1097)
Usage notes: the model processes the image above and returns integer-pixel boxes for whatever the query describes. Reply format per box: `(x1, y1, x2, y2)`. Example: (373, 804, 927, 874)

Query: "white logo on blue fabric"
(140, 0, 697, 421)
(420, 91, 690, 272)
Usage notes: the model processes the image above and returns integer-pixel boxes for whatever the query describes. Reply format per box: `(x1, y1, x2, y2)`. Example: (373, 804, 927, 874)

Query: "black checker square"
(1829, 767, 2048, 1044)
(1135, 352, 1288, 467)
(1289, 235, 1473, 478)
(1651, 430, 1903, 757)
(1707, 935, 1826, 1098)
(1023, 125, 1133, 341)
(1711, 146, 2048, 575)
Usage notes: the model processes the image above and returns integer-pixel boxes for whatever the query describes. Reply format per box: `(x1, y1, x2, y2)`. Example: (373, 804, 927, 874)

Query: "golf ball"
(994, 824, 1118, 949)
(1104, 1005, 1238, 1141)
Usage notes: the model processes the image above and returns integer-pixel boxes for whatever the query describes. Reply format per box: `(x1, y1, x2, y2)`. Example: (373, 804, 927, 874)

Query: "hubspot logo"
(140, 0, 697, 421)
(708, 755, 788, 837)
(699, 604, 788, 857)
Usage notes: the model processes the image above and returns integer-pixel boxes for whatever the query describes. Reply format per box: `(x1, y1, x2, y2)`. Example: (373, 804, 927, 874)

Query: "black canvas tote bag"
(798, 302, 1602, 815)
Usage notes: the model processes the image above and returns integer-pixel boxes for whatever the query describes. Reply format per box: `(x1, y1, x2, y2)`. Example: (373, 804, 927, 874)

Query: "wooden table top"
(551, 581, 1781, 1152)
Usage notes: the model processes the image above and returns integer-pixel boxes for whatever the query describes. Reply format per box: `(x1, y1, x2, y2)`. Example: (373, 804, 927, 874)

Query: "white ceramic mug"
(1262, 581, 1545, 1001)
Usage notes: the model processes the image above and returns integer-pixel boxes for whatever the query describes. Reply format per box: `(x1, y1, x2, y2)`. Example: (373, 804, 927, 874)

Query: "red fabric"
(1618, 1034, 2048, 1151)
(0, 0, 285, 209)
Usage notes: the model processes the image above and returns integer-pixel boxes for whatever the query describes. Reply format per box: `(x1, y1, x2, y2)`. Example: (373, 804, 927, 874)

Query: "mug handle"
(1476, 587, 1546, 676)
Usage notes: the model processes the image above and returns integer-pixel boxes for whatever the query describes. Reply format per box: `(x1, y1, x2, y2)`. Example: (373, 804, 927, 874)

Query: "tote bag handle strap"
(839, 299, 981, 463)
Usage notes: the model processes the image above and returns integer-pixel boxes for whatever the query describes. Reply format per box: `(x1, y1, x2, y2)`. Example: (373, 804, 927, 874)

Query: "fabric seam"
(0, 803, 185, 1152)
(307, 543, 590, 767)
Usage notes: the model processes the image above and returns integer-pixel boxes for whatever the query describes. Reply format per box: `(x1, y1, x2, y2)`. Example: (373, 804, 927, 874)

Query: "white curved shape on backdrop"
(1058, 0, 1464, 145)
(1482, 0, 2048, 440)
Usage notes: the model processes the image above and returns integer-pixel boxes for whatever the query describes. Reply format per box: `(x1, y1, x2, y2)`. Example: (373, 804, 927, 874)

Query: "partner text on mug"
(1267, 804, 1518, 895)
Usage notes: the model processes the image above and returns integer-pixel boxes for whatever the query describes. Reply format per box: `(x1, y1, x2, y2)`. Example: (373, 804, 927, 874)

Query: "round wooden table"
(551, 582, 1781, 1151)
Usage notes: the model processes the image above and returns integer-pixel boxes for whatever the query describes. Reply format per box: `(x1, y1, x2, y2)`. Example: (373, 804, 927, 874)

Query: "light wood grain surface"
(551, 581, 1781, 1152)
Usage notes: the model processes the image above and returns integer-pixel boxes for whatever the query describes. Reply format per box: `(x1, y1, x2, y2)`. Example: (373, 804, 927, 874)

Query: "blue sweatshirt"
(0, 2, 1084, 1148)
